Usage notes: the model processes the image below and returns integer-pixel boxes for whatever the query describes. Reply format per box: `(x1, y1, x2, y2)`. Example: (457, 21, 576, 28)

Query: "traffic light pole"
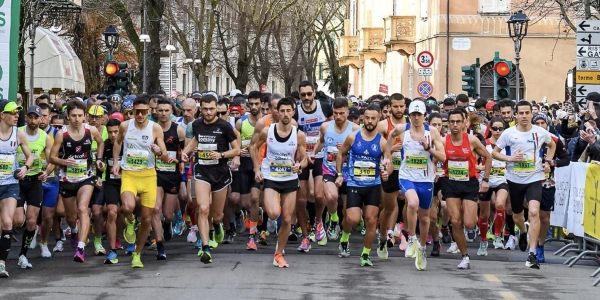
(475, 58, 481, 98)
(514, 39, 521, 101)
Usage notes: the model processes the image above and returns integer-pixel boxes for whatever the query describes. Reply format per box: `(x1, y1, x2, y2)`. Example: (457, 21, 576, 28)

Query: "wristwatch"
(424, 145, 431, 151)
(482, 178, 489, 182)
(220, 152, 225, 159)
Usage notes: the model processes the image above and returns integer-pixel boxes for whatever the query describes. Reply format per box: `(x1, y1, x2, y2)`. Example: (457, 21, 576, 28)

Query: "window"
(479, 0, 510, 14)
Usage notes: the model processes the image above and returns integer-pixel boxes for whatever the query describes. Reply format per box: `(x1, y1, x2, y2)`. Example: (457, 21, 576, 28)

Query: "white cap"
(408, 100, 426, 114)
(229, 89, 242, 97)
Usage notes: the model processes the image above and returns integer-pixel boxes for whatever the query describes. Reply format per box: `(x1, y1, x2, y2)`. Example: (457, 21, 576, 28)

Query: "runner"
(49, 100, 106, 263)
(175, 98, 197, 239)
(383, 100, 445, 270)
(427, 113, 446, 257)
(477, 117, 510, 254)
(492, 101, 556, 269)
(89, 104, 109, 257)
(181, 94, 240, 264)
(152, 98, 186, 259)
(14, 106, 54, 268)
(310, 98, 360, 243)
(111, 95, 172, 268)
(442, 108, 491, 270)
(0, 100, 33, 277)
(251, 97, 306, 267)
(295, 81, 332, 250)
(336, 104, 389, 266)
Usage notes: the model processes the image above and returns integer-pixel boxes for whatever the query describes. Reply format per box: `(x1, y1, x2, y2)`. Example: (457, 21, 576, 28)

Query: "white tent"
(24, 27, 85, 93)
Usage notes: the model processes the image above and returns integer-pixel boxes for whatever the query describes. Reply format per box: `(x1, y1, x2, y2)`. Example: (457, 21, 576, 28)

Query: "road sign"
(379, 84, 389, 94)
(417, 81, 433, 97)
(576, 20, 600, 109)
(417, 51, 434, 68)
(418, 68, 433, 76)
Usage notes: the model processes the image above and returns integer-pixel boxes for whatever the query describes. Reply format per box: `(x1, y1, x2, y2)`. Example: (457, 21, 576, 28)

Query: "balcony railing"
(384, 16, 415, 44)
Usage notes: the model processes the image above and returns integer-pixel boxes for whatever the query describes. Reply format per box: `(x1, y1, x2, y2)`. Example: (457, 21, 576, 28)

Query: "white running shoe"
(504, 235, 518, 250)
(493, 236, 504, 249)
(457, 256, 470, 269)
(405, 237, 417, 258)
(447, 242, 460, 254)
(187, 225, 198, 243)
(477, 241, 488, 256)
(40, 243, 52, 258)
(53, 240, 64, 252)
(415, 246, 427, 271)
(393, 223, 401, 238)
(17, 255, 33, 269)
(29, 226, 39, 249)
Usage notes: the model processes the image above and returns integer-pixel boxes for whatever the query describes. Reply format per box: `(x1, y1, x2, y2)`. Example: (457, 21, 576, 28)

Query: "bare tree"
(515, 0, 600, 32)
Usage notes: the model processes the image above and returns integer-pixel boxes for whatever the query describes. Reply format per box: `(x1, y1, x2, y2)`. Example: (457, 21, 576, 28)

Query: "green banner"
(0, 0, 20, 101)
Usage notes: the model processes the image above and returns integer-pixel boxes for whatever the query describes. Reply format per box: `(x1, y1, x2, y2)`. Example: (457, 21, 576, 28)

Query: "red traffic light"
(105, 62, 119, 76)
(494, 62, 510, 77)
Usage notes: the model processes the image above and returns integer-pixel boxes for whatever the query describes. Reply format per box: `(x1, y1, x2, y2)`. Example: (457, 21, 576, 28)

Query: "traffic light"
(461, 64, 476, 98)
(493, 52, 512, 100)
(115, 62, 131, 95)
(104, 61, 131, 95)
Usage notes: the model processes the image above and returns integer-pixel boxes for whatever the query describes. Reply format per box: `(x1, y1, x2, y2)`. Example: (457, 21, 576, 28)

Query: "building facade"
(338, 0, 576, 102)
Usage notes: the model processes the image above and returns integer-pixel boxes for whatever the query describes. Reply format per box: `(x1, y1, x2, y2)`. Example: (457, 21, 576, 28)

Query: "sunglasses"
(448, 120, 463, 125)
(3, 110, 19, 115)
(134, 109, 149, 115)
(217, 111, 228, 116)
(300, 92, 313, 97)
(52, 124, 63, 129)
(89, 115, 102, 120)
(124, 110, 133, 116)
(491, 126, 504, 131)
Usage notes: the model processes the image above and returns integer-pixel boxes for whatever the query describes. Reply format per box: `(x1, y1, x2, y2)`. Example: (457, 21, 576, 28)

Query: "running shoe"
(173, 219, 186, 236)
(493, 236, 504, 249)
(430, 240, 441, 257)
(131, 252, 144, 268)
(126, 243, 135, 255)
(486, 230, 495, 241)
(69, 232, 79, 249)
(247, 234, 258, 251)
(258, 231, 268, 246)
(405, 237, 417, 258)
(149, 239, 157, 250)
(104, 250, 118, 264)
(377, 240, 389, 260)
(29, 226, 39, 249)
(157, 250, 167, 260)
(73, 248, 85, 263)
(94, 238, 106, 256)
(426, 233, 432, 245)
(353, 218, 364, 232)
(235, 211, 246, 234)
(477, 241, 488, 256)
(447, 242, 460, 254)
(386, 233, 395, 248)
(360, 227, 366, 236)
(457, 256, 470, 269)
(441, 227, 451, 244)
(115, 238, 123, 250)
(123, 218, 137, 244)
(518, 232, 528, 252)
(194, 232, 202, 249)
(187, 225, 198, 243)
(393, 223, 401, 237)
(526, 252, 540, 269)
(327, 222, 340, 241)
(288, 226, 298, 242)
(163, 221, 173, 242)
(399, 233, 409, 251)
(214, 223, 225, 244)
(360, 253, 373, 267)
(40, 243, 52, 258)
(309, 227, 316, 242)
(208, 238, 219, 249)
(0, 263, 8, 278)
(339, 242, 350, 258)
(504, 235, 517, 250)
(536, 245, 545, 263)
(273, 253, 289, 268)
(298, 237, 311, 252)
(199, 249, 212, 264)
(415, 246, 427, 271)
(223, 230, 234, 244)
(18, 255, 33, 269)
(465, 229, 475, 242)
(315, 221, 326, 242)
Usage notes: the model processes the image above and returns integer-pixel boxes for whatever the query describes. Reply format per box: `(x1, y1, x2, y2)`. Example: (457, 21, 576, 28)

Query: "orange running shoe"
(247, 234, 258, 251)
(273, 253, 289, 268)
(259, 231, 268, 245)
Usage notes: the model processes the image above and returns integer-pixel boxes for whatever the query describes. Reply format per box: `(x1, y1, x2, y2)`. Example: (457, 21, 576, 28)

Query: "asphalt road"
(0, 232, 598, 300)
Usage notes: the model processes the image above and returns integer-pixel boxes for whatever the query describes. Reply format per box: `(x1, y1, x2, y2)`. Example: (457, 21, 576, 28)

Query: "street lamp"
(103, 25, 120, 61)
(28, 0, 47, 107)
(139, 28, 150, 94)
(165, 44, 176, 95)
(506, 10, 529, 101)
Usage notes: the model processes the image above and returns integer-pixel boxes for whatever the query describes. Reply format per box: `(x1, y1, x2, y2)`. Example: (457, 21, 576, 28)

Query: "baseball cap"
(586, 92, 600, 103)
(485, 101, 496, 111)
(88, 105, 105, 116)
(408, 101, 426, 114)
(229, 105, 242, 113)
(191, 91, 202, 99)
(229, 89, 242, 97)
(110, 112, 124, 122)
(0, 100, 22, 113)
(349, 107, 360, 119)
(99, 102, 112, 115)
(26, 105, 42, 116)
(97, 94, 108, 100)
(109, 94, 123, 103)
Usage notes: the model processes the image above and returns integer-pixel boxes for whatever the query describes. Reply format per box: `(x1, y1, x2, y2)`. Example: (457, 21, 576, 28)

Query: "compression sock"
(494, 209, 505, 237)
(19, 229, 36, 256)
(340, 231, 351, 243)
(478, 217, 488, 241)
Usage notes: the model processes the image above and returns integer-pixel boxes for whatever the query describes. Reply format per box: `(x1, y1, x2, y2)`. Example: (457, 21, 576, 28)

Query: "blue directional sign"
(417, 81, 433, 97)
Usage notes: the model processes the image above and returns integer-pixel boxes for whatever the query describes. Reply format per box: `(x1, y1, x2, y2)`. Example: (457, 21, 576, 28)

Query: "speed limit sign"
(417, 51, 434, 68)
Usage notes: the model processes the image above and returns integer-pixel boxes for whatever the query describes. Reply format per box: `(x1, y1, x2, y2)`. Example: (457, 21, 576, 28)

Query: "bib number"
(18, 153, 41, 173)
(326, 146, 338, 166)
(241, 139, 251, 149)
(0, 154, 14, 176)
(156, 151, 177, 172)
(269, 160, 292, 177)
(448, 160, 469, 181)
(108, 158, 121, 179)
(197, 144, 218, 165)
(392, 152, 402, 171)
(306, 136, 318, 156)
(353, 161, 376, 181)
(514, 152, 535, 175)
(490, 160, 506, 179)
(405, 150, 428, 171)
(125, 149, 149, 170)
(66, 159, 88, 181)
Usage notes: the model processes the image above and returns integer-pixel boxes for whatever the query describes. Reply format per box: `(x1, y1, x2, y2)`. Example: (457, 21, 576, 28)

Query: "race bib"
(156, 151, 177, 172)
(448, 160, 469, 181)
(241, 140, 251, 149)
(404, 150, 428, 171)
(306, 136, 318, 155)
(269, 160, 292, 177)
(108, 158, 121, 179)
(326, 146, 338, 166)
(0, 154, 14, 176)
(197, 143, 218, 165)
(514, 152, 535, 175)
(490, 160, 506, 178)
(18, 153, 41, 172)
(66, 159, 88, 181)
(392, 151, 402, 171)
(353, 160, 376, 181)
(436, 162, 445, 176)
(125, 149, 149, 170)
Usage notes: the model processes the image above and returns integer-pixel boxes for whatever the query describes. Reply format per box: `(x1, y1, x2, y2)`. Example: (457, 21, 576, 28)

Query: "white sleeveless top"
(120, 120, 156, 170)
(398, 124, 435, 183)
(0, 127, 18, 184)
(297, 101, 327, 159)
(261, 124, 299, 182)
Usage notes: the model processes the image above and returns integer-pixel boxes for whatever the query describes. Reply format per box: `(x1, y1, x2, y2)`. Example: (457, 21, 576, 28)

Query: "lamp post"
(140, 27, 150, 94)
(506, 10, 529, 102)
(103, 25, 120, 61)
(165, 44, 176, 95)
(28, 0, 47, 107)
